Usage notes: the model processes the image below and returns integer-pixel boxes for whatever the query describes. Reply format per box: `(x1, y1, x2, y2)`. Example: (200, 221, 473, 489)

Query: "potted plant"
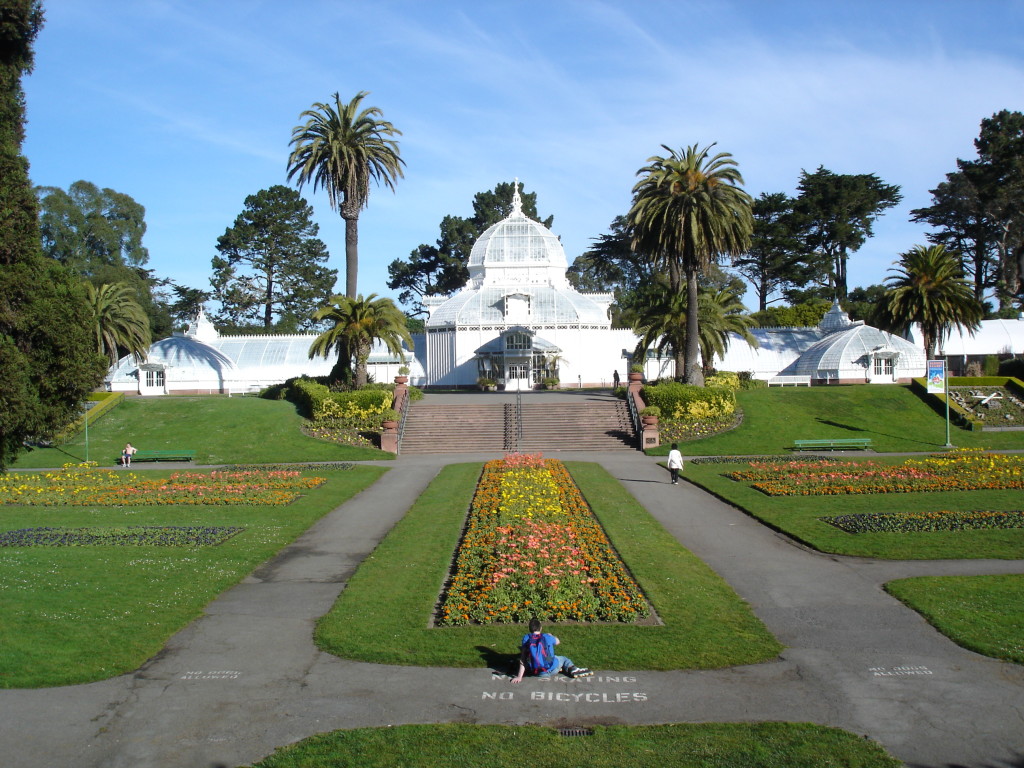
(395, 365, 410, 385)
(380, 408, 401, 430)
(640, 405, 660, 426)
(542, 376, 560, 390)
(628, 363, 644, 383)
(477, 376, 498, 392)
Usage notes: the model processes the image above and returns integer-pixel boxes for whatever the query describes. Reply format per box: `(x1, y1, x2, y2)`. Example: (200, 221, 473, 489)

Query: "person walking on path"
(612, 369, 620, 388)
(510, 619, 592, 682)
(667, 443, 683, 484)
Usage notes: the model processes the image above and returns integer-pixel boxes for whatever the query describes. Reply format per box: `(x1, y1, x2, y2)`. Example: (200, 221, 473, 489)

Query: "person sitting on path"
(510, 618, 592, 683)
(667, 443, 683, 484)
(120, 442, 137, 467)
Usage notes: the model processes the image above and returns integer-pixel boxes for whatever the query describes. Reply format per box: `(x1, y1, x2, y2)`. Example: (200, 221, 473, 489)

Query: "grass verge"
(315, 462, 781, 670)
(245, 722, 901, 767)
(12, 396, 391, 469)
(885, 575, 1024, 664)
(646, 385, 1024, 456)
(682, 458, 1024, 559)
(0, 466, 387, 688)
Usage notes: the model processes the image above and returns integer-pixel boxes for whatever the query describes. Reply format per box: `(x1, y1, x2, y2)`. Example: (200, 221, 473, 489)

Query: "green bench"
(792, 438, 872, 451)
(120, 449, 195, 463)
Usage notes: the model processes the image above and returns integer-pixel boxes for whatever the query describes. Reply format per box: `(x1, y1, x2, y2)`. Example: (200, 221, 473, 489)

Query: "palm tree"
(876, 244, 983, 359)
(308, 293, 412, 388)
(629, 278, 688, 374)
(627, 144, 753, 385)
(630, 281, 758, 377)
(287, 91, 404, 299)
(84, 282, 151, 366)
(696, 287, 759, 376)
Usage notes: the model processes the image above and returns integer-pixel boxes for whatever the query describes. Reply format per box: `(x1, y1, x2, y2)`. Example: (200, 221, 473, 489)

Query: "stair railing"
(515, 389, 523, 452)
(395, 386, 411, 455)
(626, 388, 642, 447)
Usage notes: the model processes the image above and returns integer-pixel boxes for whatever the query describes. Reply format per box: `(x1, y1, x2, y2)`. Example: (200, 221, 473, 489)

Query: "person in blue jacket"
(511, 618, 592, 682)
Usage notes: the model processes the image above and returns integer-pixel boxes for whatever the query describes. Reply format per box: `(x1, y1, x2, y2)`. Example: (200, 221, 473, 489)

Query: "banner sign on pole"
(926, 360, 945, 394)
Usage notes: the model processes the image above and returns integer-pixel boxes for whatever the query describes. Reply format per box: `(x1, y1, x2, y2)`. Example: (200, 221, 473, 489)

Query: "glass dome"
(426, 181, 611, 329)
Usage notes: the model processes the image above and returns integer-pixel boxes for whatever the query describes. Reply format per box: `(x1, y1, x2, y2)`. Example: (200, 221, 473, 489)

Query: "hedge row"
(55, 392, 125, 444)
(642, 380, 737, 422)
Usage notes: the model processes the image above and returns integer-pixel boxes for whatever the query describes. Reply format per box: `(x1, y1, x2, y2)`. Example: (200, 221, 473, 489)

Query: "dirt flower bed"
(0, 525, 245, 547)
(822, 509, 1024, 533)
(437, 453, 649, 626)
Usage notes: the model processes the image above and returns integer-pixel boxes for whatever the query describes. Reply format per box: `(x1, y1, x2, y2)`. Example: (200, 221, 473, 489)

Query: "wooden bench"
(792, 438, 872, 451)
(121, 449, 195, 463)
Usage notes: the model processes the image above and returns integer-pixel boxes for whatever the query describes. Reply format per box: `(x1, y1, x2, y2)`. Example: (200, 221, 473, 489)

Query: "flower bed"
(0, 525, 245, 547)
(0, 463, 325, 506)
(822, 509, 1024, 533)
(437, 454, 649, 626)
(727, 450, 1024, 496)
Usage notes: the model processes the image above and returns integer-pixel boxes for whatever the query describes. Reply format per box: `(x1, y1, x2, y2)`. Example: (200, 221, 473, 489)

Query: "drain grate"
(557, 727, 594, 737)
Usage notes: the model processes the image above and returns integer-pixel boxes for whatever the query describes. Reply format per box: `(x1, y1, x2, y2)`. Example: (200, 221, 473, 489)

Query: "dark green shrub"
(984, 355, 1001, 376)
(998, 358, 1024, 380)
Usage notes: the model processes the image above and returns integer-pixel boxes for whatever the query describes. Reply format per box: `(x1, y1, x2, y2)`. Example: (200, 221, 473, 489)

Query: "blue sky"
(22, 0, 1024, 313)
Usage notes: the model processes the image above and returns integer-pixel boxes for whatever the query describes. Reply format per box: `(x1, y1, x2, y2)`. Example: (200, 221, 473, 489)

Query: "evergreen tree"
(211, 185, 336, 330)
(0, 1, 107, 469)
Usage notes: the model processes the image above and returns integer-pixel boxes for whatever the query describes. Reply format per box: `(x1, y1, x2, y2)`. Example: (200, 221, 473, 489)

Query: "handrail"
(515, 389, 523, 453)
(626, 387, 641, 439)
(395, 386, 410, 455)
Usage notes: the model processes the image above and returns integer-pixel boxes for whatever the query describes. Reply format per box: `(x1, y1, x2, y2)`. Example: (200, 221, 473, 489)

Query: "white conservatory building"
(106, 310, 421, 396)
(109, 183, 1022, 395)
(421, 183, 636, 388)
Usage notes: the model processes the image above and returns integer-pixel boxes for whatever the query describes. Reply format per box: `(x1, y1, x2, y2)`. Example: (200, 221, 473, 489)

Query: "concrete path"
(2, 451, 1023, 768)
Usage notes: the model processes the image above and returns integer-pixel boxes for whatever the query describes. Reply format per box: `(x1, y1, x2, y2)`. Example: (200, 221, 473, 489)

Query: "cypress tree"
(0, 0, 107, 469)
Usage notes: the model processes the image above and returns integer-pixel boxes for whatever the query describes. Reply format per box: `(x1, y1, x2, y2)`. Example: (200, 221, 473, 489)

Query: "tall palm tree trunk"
(343, 209, 360, 299)
(684, 264, 704, 386)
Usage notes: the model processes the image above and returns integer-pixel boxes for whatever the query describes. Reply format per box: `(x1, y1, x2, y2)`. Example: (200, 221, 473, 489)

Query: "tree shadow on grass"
(814, 417, 946, 449)
(815, 418, 868, 432)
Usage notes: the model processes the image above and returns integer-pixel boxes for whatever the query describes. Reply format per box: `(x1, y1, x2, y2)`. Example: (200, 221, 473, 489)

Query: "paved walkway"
(2, 451, 1023, 768)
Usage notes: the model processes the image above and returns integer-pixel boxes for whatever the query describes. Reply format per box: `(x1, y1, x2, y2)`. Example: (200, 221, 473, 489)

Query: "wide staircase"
(399, 396, 636, 454)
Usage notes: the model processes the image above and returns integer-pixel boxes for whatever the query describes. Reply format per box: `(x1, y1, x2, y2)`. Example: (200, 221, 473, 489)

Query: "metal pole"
(84, 403, 89, 463)
(944, 360, 953, 448)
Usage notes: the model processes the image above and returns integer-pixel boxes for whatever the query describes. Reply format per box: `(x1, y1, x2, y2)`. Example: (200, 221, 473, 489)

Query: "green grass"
(245, 722, 901, 768)
(647, 385, 1024, 456)
(0, 465, 387, 688)
(315, 461, 782, 670)
(12, 395, 392, 468)
(885, 574, 1024, 664)
(682, 457, 1024, 559)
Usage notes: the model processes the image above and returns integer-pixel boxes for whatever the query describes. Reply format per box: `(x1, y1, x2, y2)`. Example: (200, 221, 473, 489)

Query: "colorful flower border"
(437, 454, 649, 626)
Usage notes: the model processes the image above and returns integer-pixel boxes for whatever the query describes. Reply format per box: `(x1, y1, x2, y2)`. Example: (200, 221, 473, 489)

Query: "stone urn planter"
(641, 415, 659, 427)
(382, 420, 399, 431)
(394, 375, 408, 385)
(628, 372, 643, 383)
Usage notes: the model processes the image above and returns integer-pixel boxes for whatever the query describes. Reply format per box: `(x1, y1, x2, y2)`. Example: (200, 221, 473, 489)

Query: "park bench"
(121, 449, 195, 463)
(768, 375, 811, 386)
(792, 438, 872, 451)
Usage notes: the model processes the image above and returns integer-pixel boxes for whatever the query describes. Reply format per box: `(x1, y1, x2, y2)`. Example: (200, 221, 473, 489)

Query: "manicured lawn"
(0, 465, 386, 688)
(12, 396, 391, 468)
(648, 385, 1024, 456)
(885, 575, 1024, 664)
(315, 462, 782, 670)
(682, 457, 1024, 559)
(246, 722, 901, 768)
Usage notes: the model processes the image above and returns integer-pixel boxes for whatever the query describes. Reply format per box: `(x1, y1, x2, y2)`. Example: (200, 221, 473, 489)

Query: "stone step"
(399, 400, 636, 454)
